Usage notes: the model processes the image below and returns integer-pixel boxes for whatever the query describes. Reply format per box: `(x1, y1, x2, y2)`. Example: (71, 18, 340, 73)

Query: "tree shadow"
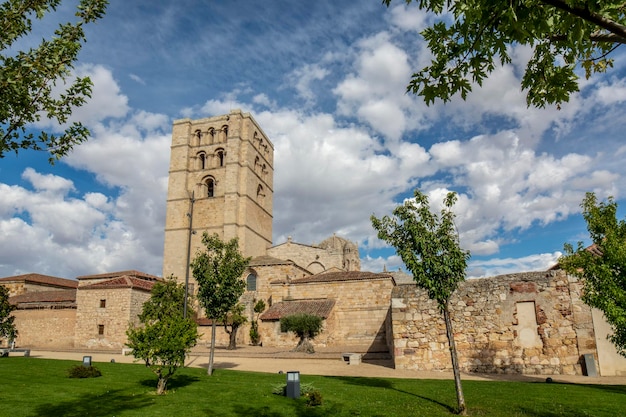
(33, 388, 152, 417)
(331, 376, 456, 414)
(138, 373, 200, 390)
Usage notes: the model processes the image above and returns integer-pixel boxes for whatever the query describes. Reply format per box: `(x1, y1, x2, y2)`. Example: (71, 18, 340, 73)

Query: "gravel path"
(25, 347, 626, 385)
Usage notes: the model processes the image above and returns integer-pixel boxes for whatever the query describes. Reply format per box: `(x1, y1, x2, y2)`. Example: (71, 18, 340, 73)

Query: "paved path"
(26, 346, 626, 385)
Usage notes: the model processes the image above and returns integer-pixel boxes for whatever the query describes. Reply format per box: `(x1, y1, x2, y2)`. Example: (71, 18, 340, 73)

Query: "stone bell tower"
(162, 109, 274, 281)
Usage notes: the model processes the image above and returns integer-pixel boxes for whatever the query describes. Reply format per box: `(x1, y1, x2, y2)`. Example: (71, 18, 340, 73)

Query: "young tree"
(191, 232, 250, 375)
(0, 285, 17, 346)
(559, 192, 626, 357)
(383, 0, 626, 109)
(280, 313, 324, 354)
(1, 0, 108, 162)
(222, 303, 247, 350)
(249, 298, 266, 346)
(371, 189, 470, 415)
(126, 277, 198, 395)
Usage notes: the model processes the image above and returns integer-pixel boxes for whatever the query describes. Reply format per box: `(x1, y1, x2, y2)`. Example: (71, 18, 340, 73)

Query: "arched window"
(254, 156, 260, 171)
(221, 125, 228, 142)
(204, 177, 215, 197)
(193, 130, 202, 146)
(197, 152, 206, 170)
(216, 149, 225, 167)
(208, 128, 215, 144)
(257, 184, 264, 198)
(246, 273, 257, 291)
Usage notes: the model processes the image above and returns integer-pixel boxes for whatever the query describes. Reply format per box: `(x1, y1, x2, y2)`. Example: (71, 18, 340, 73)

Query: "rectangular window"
(100, 299, 106, 308)
(98, 325, 105, 335)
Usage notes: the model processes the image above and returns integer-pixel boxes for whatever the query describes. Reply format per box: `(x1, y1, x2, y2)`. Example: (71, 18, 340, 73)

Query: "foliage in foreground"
(126, 277, 198, 394)
(191, 232, 250, 375)
(383, 0, 626, 109)
(560, 192, 626, 357)
(372, 189, 470, 415)
(68, 364, 101, 378)
(0, 284, 17, 343)
(280, 313, 324, 353)
(0, 0, 108, 162)
(2, 358, 626, 417)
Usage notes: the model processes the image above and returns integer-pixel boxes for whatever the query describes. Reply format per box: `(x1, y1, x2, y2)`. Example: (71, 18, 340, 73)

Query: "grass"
(0, 357, 625, 416)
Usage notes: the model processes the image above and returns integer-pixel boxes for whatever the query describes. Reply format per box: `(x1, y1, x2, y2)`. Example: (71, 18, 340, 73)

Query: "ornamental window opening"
(246, 273, 257, 291)
(194, 129, 202, 146)
(198, 152, 206, 170)
(205, 177, 215, 197)
(216, 149, 225, 167)
(221, 125, 228, 142)
(99, 299, 106, 308)
(98, 324, 105, 335)
(208, 128, 215, 144)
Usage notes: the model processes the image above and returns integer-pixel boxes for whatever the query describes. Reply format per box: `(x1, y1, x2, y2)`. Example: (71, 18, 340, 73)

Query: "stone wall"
(391, 270, 597, 375)
(75, 287, 151, 349)
(12, 308, 76, 348)
(261, 277, 394, 351)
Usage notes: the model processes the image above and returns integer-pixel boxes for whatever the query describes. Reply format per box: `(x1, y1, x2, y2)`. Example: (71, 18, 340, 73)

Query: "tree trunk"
(293, 335, 315, 353)
(443, 302, 466, 415)
(208, 321, 216, 375)
(227, 324, 239, 350)
(156, 376, 167, 395)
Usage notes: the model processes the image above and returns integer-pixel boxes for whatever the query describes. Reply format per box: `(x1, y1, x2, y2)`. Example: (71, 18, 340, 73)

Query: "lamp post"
(183, 191, 195, 319)
(286, 371, 300, 398)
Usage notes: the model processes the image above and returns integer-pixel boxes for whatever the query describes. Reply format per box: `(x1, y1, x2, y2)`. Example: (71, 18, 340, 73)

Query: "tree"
(371, 189, 470, 415)
(0, 285, 17, 345)
(222, 303, 247, 350)
(383, 0, 626, 108)
(249, 298, 266, 346)
(126, 277, 198, 395)
(559, 192, 626, 357)
(1, 0, 108, 162)
(190, 232, 250, 375)
(280, 313, 324, 354)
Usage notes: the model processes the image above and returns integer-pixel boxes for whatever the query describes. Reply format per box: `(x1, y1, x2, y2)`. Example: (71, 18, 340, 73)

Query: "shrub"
(306, 390, 323, 407)
(279, 313, 324, 353)
(249, 321, 260, 346)
(68, 365, 102, 378)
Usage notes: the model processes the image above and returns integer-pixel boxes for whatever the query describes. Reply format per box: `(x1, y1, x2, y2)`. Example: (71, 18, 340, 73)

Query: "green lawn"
(1, 357, 624, 416)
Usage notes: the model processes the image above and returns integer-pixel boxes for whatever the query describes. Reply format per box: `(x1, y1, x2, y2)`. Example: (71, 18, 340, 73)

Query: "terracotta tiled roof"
(0, 273, 77, 289)
(249, 256, 295, 267)
(260, 299, 335, 321)
(76, 270, 161, 281)
(79, 276, 157, 292)
(272, 270, 393, 285)
(10, 289, 77, 305)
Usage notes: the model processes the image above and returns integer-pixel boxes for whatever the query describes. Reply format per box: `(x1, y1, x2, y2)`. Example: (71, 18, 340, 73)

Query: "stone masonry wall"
(392, 270, 596, 375)
(260, 278, 393, 351)
(75, 288, 151, 349)
(12, 308, 76, 348)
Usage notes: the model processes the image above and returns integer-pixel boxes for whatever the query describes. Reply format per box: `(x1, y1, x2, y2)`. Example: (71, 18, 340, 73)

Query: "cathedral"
(2, 110, 626, 376)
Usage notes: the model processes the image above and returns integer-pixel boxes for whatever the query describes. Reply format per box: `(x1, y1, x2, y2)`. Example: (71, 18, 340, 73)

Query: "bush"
(68, 365, 102, 378)
(249, 321, 260, 346)
(306, 389, 323, 407)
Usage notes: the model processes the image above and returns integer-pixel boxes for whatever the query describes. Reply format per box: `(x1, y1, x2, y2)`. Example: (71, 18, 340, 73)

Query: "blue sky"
(2, 0, 626, 279)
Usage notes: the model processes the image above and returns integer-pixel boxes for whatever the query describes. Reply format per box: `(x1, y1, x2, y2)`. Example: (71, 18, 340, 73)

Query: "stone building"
(3, 110, 626, 376)
(162, 110, 274, 282)
(1, 271, 159, 350)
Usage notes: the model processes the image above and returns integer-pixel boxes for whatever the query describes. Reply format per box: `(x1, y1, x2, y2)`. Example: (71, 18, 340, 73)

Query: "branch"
(541, 0, 626, 43)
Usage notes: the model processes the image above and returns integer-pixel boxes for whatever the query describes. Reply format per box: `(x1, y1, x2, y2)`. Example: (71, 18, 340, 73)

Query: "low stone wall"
(391, 270, 597, 375)
(12, 308, 76, 348)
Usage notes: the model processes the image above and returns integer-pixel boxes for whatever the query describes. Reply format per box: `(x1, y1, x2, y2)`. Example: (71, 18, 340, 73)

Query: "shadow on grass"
(331, 376, 456, 414)
(138, 373, 200, 390)
(222, 400, 346, 417)
(33, 388, 152, 417)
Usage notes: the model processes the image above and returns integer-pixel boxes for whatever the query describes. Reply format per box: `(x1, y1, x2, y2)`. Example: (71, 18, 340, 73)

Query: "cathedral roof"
(283, 270, 394, 285)
(79, 276, 157, 292)
(76, 270, 161, 281)
(249, 256, 295, 266)
(0, 273, 77, 289)
(259, 299, 335, 321)
(10, 289, 77, 308)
